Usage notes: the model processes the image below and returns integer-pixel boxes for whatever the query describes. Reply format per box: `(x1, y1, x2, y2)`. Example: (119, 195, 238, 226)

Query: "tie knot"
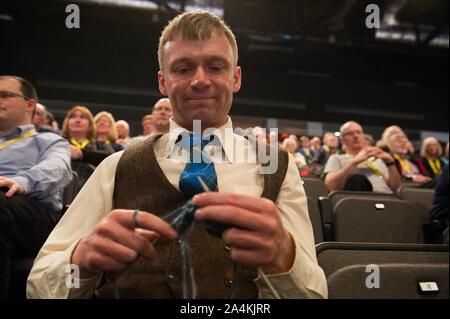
(179, 133, 214, 151)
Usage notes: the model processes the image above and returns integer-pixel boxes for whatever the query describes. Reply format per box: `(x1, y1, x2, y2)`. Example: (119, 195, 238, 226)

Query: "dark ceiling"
(1, 0, 448, 135)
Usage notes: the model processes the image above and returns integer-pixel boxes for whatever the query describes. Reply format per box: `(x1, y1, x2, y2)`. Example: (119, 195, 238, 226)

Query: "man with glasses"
(126, 99, 172, 148)
(324, 121, 402, 193)
(151, 98, 172, 134)
(0, 75, 72, 298)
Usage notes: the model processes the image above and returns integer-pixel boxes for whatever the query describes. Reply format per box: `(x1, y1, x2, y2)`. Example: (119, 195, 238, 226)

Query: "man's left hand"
(365, 146, 395, 163)
(0, 176, 25, 198)
(193, 192, 295, 274)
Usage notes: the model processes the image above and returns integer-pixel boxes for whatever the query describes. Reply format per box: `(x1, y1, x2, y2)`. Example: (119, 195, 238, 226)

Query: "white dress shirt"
(27, 117, 328, 299)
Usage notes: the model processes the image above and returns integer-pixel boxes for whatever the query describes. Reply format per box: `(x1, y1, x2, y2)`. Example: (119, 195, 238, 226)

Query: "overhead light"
(0, 14, 13, 21)
(78, 0, 158, 9)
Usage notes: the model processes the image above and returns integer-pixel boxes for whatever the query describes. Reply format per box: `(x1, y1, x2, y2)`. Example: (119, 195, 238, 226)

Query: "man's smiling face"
(158, 29, 241, 131)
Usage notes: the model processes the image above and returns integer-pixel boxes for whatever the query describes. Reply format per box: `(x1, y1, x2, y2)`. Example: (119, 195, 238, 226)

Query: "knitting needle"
(197, 176, 211, 192)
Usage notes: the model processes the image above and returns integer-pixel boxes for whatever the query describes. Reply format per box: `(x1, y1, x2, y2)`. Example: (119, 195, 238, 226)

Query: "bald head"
(152, 98, 172, 134)
(340, 121, 364, 154)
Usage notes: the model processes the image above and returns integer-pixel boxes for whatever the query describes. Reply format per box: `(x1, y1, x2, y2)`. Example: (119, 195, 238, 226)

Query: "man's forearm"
(386, 165, 402, 192)
(325, 160, 358, 192)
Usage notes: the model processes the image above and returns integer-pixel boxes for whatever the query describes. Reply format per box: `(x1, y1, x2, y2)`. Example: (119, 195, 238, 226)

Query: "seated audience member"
(27, 10, 327, 299)
(32, 103, 60, 135)
(115, 120, 130, 146)
(296, 136, 315, 164)
(126, 114, 154, 148)
(443, 142, 449, 165)
(376, 124, 404, 152)
(421, 137, 445, 179)
(268, 130, 278, 145)
(388, 133, 431, 183)
(363, 133, 373, 147)
(94, 111, 124, 152)
(46, 110, 61, 133)
(61, 106, 114, 191)
(253, 126, 267, 143)
(324, 121, 401, 193)
(150, 97, 172, 135)
(312, 132, 340, 166)
(425, 164, 449, 244)
(310, 136, 321, 151)
(127, 98, 172, 148)
(281, 138, 307, 169)
(289, 134, 298, 144)
(311, 132, 341, 177)
(0, 75, 72, 298)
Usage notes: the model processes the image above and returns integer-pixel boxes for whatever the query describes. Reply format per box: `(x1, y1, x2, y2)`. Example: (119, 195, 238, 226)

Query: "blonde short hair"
(61, 106, 97, 141)
(421, 137, 443, 157)
(94, 111, 118, 142)
(158, 10, 238, 70)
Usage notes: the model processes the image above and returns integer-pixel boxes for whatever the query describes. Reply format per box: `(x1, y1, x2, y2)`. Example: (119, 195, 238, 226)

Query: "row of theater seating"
(303, 177, 448, 299)
(8, 175, 448, 299)
(302, 177, 436, 244)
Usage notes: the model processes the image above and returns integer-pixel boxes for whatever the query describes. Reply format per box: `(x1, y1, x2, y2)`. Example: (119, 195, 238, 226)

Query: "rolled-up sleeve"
(255, 156, 328, 298)
(11, 135, 72, 198)
(26, 151, 122, 299)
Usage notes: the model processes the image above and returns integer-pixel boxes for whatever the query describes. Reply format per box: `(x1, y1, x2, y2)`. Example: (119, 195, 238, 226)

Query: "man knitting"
(27, 10, 327, 299)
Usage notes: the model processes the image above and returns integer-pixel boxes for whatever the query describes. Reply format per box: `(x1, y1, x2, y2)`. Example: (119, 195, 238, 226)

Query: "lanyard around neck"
(346, 152, 382, 176)
(325, 145, 339, 155)
(71, 138, 90, 149)
(427, 157, 441, 175)
(393, 153, 410, 174)
(0, 129, 36, 150)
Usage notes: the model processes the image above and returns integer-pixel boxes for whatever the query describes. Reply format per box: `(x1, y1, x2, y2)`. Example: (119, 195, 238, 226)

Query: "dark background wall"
(1, 0, 448, 140)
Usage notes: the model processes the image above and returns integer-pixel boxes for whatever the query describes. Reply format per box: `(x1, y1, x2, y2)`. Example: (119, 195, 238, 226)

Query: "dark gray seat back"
(302, 177, 328, 201)
(333, 196, 428, 243)
(307, 196, 324, 244)
(317, 242, 449, 299)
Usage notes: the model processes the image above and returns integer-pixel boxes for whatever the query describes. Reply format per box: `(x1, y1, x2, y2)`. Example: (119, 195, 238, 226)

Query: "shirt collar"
(162, 117, 235, 163)
(0, 124, 35, 139)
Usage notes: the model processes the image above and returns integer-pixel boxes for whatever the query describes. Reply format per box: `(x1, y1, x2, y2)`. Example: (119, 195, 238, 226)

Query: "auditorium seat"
(398, 187, 435, 212)
(318, 191, 428, 243)
(301, 177, 328, 201)
(63, 171, 80, 207)
(307, 196, 324, 244)
(317, 242, 449, 299)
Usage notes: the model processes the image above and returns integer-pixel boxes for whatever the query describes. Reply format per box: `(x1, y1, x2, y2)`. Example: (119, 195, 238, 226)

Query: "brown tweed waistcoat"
(95, 134, 289, 299)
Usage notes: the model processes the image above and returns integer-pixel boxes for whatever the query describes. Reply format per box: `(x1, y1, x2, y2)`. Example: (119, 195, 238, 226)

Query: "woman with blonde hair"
(93, 111, 124, 152)
(61, 106, 114, 191)
(421, 137, 445, 178)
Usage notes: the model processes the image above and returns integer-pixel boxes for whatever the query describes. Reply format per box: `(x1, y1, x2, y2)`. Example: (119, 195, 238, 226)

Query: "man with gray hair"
(324, 121, 402, 193)
(388, 133, 431, 183)
(115, 120, 130, 146)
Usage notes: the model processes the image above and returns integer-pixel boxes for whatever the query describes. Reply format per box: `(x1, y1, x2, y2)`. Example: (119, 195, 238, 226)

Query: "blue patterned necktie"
(179, 133, 218, 198)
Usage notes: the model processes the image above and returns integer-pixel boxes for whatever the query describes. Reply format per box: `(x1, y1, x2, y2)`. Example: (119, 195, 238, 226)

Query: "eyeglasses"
(343, 130, 363, 137)
(153, 106, 172, 113)
(0, 91, 31, 100)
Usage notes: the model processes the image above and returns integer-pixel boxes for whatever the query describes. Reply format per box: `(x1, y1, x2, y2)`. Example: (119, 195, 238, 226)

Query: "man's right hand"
(71, 209, 178, 279)
(353, 146, 392, 165)
(0, 176, 25, 197)
(352, 148, 372, 165)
